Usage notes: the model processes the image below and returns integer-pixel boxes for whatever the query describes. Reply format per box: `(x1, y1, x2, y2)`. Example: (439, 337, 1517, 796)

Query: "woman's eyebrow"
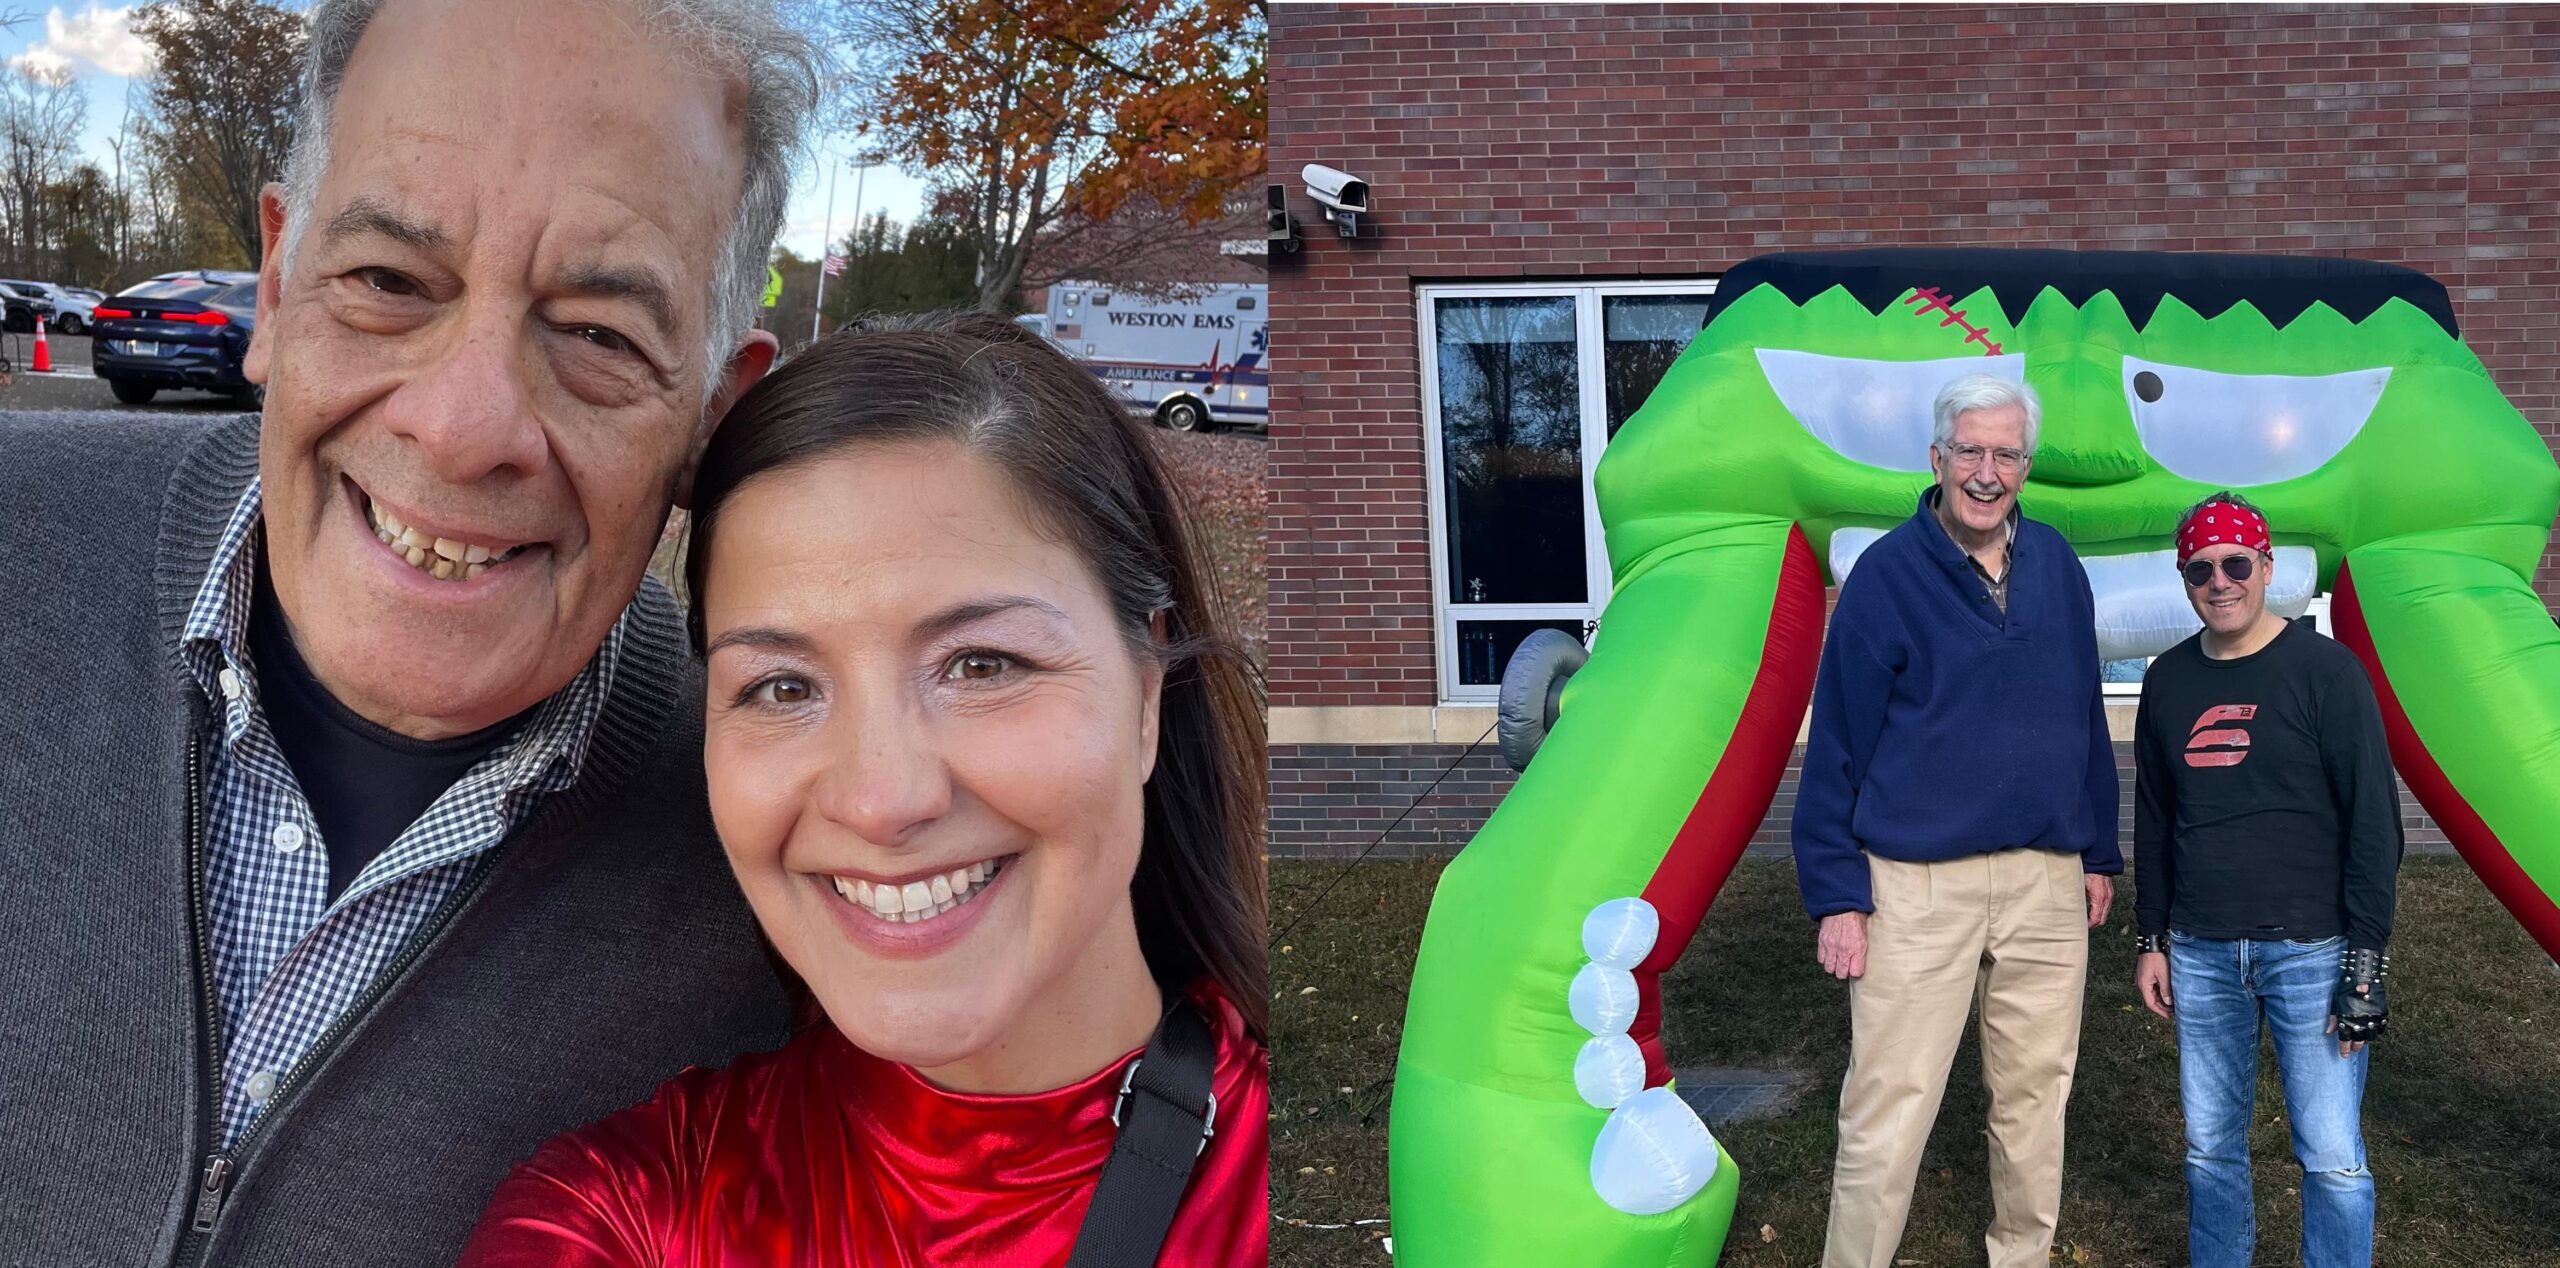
(916, 596, 1072, 641)
(704, 626, 819, 657)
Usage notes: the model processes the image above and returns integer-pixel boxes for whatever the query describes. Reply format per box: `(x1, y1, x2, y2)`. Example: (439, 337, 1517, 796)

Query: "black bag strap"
(1063, 998, 1220, 1268)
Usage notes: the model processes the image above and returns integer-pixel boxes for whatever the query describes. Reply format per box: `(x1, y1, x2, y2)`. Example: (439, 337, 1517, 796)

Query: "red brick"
(1271, 1, 2560, 708)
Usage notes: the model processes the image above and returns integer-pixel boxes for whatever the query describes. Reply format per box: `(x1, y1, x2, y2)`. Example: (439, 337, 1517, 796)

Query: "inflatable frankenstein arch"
(1388, 249, 2560, 1265)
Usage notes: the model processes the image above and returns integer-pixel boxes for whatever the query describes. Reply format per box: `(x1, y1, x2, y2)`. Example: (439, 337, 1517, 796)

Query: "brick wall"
(1268, 742, 2457, 858)
(1269, 2, 2560, 710)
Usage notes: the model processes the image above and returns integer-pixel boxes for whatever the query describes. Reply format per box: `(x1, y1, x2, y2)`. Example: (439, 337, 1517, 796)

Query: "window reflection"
(1457, 619, 1588, 687)
(1602, 294, 1712, 438)
(1435, 296, 1585, 605)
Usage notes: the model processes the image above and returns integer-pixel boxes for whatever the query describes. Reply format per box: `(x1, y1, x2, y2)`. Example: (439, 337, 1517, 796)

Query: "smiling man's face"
(1930, 401, 2029, 538)
(244, 0, 776, 738)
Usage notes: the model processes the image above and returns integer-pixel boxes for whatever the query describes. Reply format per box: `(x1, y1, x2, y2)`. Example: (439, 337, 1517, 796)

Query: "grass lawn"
(1271, 857, 2560, 1267)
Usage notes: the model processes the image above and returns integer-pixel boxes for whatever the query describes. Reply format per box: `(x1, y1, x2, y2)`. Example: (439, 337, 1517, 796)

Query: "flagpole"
(811, 154, 838, 345)
(846, 162, 869, 301)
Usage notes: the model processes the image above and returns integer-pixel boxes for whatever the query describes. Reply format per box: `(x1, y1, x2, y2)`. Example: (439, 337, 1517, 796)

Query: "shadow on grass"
(1271, 857, 2560, 1268)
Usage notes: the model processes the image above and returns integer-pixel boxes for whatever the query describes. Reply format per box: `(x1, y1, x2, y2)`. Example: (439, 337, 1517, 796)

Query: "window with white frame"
(1418, 280, 1716, 703)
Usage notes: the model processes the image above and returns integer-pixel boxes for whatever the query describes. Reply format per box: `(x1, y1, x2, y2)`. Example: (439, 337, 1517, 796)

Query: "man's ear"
(675, 328, 781, 510)
(242, 183, 292, 389)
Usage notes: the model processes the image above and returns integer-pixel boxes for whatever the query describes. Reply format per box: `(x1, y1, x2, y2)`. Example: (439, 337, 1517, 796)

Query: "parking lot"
(0, 331, 250, 416)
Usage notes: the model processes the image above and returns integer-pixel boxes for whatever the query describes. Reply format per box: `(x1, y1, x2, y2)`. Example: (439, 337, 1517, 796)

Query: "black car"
(92, 270, 260, 405)
(0, 280, 55, 333)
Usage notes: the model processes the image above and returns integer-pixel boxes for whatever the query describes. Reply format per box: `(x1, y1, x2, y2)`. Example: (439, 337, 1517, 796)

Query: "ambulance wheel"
(1497, 627, 1589, 772)
(1161, 398, 1211, 433)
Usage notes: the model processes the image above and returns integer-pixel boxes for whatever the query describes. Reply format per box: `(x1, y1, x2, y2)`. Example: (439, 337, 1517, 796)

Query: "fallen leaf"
(1759, 1224, 1776, 1243)
(1300, 986, 1319, 995)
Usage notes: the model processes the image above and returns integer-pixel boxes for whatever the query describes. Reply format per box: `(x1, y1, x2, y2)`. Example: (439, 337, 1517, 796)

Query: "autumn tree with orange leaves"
(810, 0, 1264, 311)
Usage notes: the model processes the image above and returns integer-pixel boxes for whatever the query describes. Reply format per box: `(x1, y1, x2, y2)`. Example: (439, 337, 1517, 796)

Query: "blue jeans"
(2170, 932, 2374, 1268)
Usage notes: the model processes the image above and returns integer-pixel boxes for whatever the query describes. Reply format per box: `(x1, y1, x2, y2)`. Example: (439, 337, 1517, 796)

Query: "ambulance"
(1042, 281, 1268, 431)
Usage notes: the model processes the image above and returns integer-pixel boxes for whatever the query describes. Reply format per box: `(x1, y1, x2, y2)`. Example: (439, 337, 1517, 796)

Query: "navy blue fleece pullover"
(1791, 491, 2123, 919)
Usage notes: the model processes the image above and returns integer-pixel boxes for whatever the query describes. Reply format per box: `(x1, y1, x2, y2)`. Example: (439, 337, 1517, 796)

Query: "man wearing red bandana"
(2130, 491, 2404, 1268)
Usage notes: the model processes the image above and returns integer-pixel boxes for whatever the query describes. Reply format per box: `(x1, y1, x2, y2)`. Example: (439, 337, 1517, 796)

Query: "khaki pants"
(1822, 849, 2090, 1268)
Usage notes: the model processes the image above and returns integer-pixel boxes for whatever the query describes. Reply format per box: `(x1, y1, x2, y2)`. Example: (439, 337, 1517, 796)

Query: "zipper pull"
(191, 1154, 232, 1232)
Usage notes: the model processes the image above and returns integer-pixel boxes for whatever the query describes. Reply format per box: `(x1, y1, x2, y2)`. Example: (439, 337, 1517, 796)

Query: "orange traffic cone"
(30, 316, 49, 373)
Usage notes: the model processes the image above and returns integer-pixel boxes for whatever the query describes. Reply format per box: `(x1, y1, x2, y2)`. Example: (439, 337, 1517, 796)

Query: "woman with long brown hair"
(460, 311, 1267, 1266)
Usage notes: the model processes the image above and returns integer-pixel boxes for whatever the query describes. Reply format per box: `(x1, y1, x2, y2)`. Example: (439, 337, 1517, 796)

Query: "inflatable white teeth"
(1573, 1034, 1648, 1110)
(1589, 1086, 1722, 1216)
(1567, 963, 1639, 1037)
(1580, 897, 1660, 970)
(2082, 544, 2317, 660)
(1833, 528, 2320, 663)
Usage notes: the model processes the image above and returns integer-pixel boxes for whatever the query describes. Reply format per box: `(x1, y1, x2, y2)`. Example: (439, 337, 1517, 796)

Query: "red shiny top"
(458, 985, 1268, 1267)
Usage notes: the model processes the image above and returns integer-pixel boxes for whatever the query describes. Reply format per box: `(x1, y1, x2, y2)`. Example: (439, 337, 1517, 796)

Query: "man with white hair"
(0, 1, 819, 1263)
(1793, 373, 2121, 1268)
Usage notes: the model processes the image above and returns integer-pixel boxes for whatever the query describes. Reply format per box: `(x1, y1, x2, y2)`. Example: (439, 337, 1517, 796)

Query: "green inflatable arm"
(1388, 250, 2560, 1266)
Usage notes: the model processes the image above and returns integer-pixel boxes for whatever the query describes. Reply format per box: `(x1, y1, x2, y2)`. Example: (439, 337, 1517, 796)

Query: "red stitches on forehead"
(1901, 287, 2006, 357)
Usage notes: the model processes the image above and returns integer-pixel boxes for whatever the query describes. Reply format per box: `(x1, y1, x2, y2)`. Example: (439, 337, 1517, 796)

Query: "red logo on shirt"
(2186, 704, 2257, 768)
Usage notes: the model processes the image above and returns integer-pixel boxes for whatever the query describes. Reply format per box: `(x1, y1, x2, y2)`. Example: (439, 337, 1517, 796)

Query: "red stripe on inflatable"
(2331, 562, 2560, 963)
(1628, 526, 1830, 1087)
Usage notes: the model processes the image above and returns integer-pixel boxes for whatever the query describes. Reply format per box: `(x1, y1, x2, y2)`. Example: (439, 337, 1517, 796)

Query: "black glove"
(2332, 945, 2390, 1044)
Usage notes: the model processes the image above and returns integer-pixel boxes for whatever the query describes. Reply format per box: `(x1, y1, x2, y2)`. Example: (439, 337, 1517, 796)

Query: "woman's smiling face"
(699, 441, 1163, 1087)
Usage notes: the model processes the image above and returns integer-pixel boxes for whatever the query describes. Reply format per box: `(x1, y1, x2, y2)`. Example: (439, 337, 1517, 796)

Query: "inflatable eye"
(1757, 349, 2028, 473)
(2124, 355, 2388, 486)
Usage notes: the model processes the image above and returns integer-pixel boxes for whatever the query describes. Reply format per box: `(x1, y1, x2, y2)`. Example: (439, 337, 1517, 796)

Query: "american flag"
(822, 253, 847, 277)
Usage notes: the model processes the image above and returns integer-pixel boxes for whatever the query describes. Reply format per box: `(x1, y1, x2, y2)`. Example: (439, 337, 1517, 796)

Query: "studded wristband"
(2134, 932, 2168, 955)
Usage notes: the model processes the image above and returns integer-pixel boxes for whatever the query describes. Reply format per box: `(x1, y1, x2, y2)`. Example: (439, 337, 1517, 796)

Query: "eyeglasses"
(2181, 554, 2259, 588)
(1941, 442, 2028, 473)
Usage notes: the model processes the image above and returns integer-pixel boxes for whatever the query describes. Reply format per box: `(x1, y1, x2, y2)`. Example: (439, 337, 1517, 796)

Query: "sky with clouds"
(0, 3, 928, 262)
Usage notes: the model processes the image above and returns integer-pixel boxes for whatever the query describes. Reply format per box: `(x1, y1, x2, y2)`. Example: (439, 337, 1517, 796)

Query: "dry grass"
(1271, 857, 2560, 1267)
(1147, 428, 1266, 671)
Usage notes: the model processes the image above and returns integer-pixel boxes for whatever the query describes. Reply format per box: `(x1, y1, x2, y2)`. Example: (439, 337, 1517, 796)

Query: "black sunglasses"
(2181, 554, 2258, 588)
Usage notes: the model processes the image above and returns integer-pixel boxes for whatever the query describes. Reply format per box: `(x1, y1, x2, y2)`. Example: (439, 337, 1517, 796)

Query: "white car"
(45, 284, 96, 334)
(1, 280, 93, 334)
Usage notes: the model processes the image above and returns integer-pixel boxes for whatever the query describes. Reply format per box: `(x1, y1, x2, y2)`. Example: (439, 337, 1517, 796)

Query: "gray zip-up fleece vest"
(0, 411, 789, 1267)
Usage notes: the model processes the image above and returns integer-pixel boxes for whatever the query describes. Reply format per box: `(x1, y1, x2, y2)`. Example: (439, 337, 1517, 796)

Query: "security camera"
(1266, 183, 1299, 252)
(1302, 164, 1370, 237)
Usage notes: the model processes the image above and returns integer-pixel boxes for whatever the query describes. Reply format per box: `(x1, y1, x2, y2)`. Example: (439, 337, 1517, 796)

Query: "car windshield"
(117, 277, 228, 303)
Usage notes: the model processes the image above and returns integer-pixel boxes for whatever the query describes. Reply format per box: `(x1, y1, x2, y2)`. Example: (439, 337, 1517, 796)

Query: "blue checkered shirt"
(181, 481, 623, 1148)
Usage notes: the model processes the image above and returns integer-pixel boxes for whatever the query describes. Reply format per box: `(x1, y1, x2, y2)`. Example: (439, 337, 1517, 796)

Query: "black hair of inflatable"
(1702, 247, 2459, 338)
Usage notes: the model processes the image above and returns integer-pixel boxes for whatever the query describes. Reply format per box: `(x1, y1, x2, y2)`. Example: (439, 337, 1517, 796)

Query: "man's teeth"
(829, 857, 1005, 925)
(365, 499, 522, 582)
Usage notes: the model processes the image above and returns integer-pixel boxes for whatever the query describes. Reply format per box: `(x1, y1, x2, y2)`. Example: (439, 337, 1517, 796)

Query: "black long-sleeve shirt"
(2133, 620, 2403, 951)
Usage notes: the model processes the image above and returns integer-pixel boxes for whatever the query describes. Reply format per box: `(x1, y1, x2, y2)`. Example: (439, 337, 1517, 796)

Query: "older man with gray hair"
(0, 1, 819, 1264)
(1792, 373, 2121, 1268)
